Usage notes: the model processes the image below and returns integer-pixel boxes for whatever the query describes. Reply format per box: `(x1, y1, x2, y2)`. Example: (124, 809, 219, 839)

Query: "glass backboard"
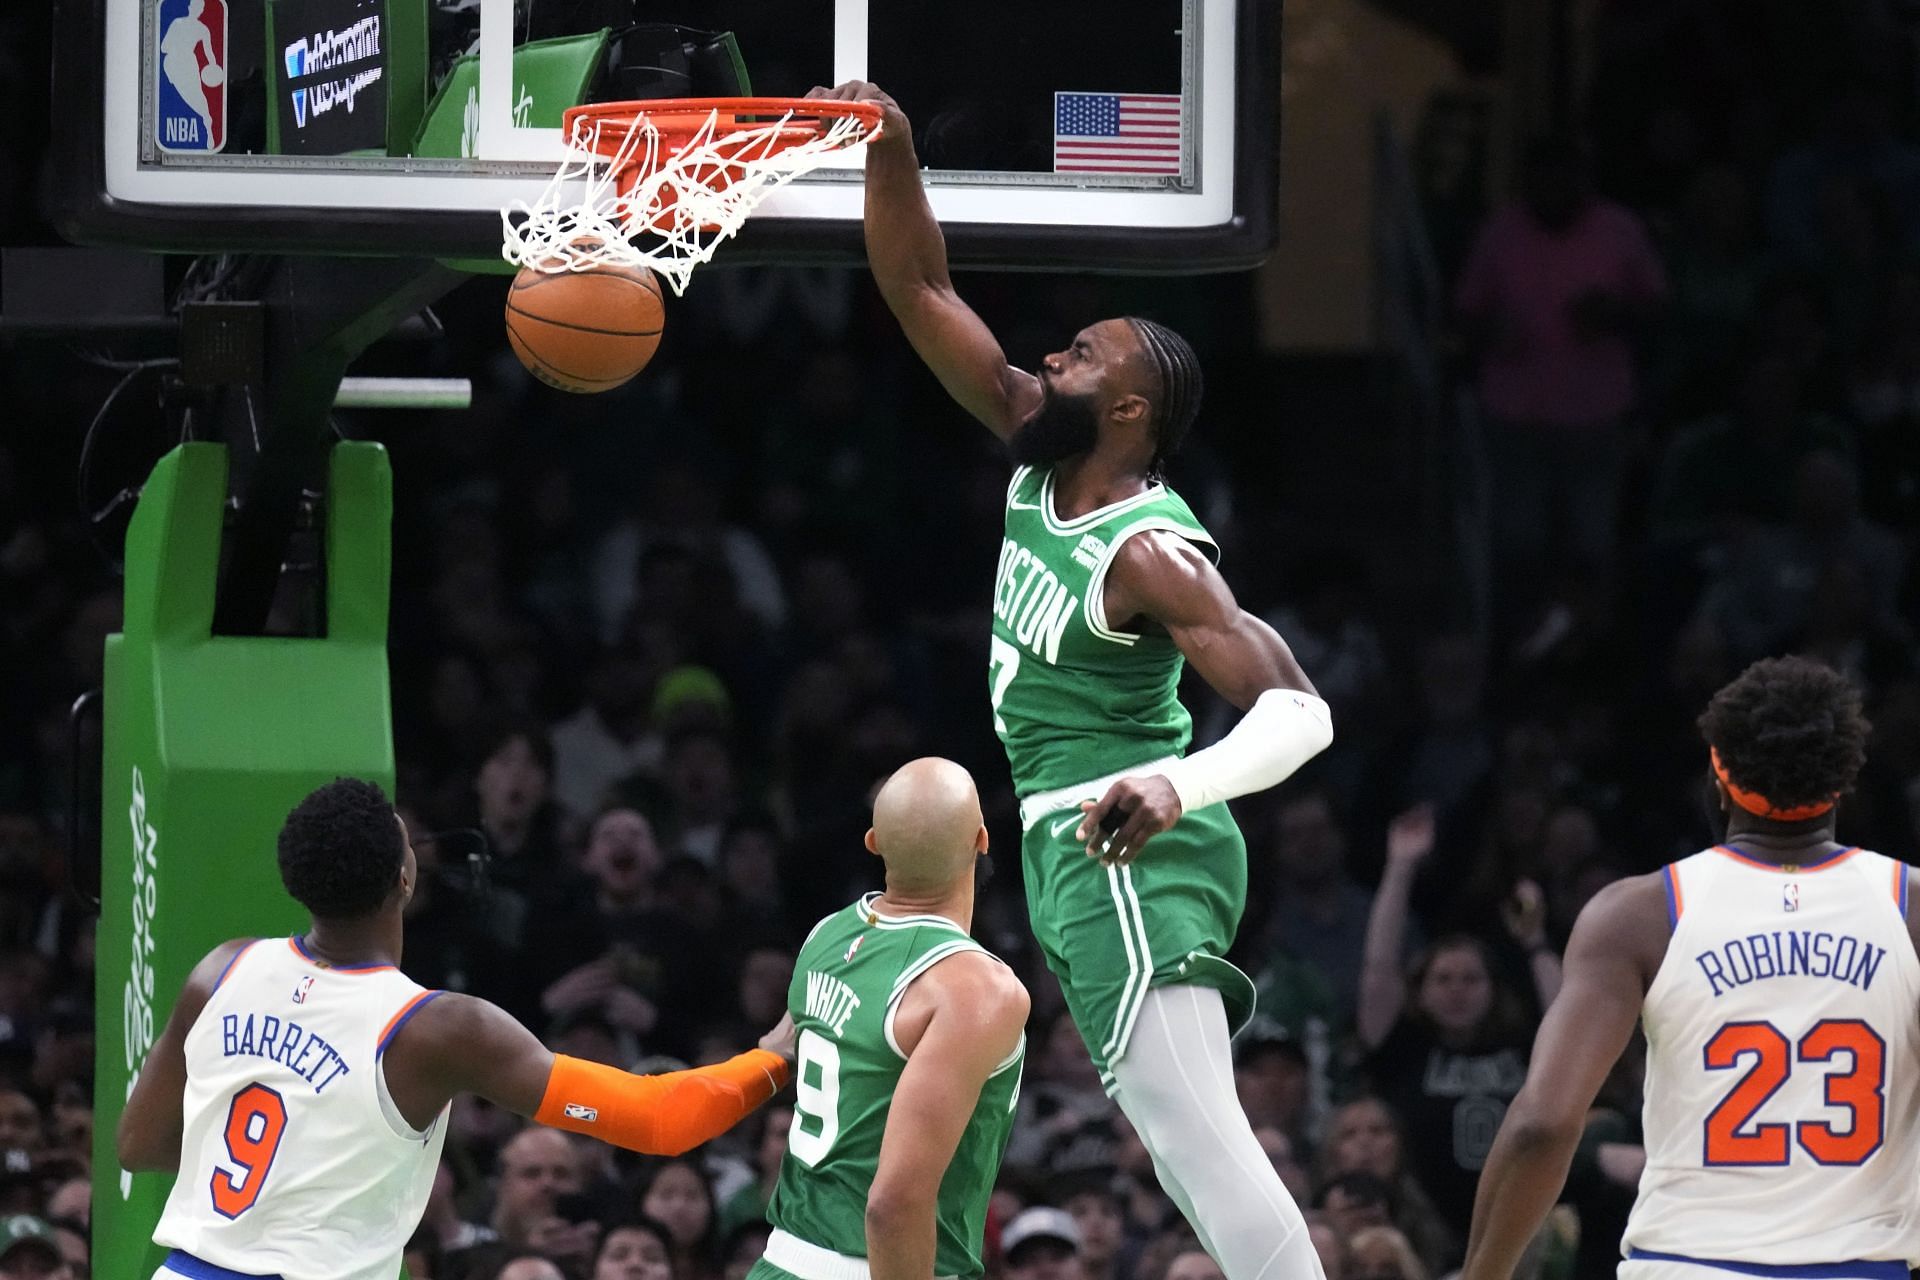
(53, 0, 1275, 271)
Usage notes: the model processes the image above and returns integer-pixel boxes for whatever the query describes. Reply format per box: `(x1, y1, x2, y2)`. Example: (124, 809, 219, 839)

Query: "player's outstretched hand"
(804, 80, 909, 148)
(1078, 776, 1183, 867)
(759, 1011, 798, 1065)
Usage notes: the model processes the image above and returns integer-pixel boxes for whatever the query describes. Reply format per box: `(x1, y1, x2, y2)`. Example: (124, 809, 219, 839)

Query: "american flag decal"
(1054, 92, 1183, 175)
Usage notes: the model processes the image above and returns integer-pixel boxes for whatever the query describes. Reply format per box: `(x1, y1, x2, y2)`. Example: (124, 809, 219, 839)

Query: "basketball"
(201, 65, 224, 87)
(505, 262, 664, 393)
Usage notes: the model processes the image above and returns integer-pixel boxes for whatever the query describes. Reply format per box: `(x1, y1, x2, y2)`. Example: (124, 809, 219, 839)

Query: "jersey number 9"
(210, 1083, 289, 1218)
(788, 1030, 842, 1167)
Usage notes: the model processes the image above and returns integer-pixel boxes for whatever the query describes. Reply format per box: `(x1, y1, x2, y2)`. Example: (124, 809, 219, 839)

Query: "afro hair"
(277, 777, 406, 920)
(1697, 656, 1871, 815)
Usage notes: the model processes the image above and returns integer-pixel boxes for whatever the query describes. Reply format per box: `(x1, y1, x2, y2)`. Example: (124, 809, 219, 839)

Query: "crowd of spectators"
(4, 3, 1920, 1280)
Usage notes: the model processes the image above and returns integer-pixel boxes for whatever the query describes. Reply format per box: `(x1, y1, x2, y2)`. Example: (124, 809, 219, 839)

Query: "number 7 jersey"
(151, 938, 448, 1280)
(1625, 846, 1920, 1267)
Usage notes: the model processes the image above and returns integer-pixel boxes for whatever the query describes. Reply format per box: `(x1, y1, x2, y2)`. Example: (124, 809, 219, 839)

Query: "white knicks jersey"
(151, 938, 448, 1280)
(1624, 845, 1920, 1268)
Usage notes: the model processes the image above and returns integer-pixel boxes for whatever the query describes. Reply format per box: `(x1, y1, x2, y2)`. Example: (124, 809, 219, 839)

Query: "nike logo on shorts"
(1050, 814, 1083, 839)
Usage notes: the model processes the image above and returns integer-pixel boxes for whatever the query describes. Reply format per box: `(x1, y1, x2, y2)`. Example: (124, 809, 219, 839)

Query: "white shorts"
(152, 1250, 281, 1280)
(1621, 1249, 1910, 1280)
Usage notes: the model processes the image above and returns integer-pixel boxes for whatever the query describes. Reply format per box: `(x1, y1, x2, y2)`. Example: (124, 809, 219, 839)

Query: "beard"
(1008, 387, 1100, 466)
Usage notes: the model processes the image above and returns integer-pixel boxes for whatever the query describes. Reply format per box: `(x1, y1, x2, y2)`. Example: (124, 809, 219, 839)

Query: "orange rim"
(562, 97, 884, 161)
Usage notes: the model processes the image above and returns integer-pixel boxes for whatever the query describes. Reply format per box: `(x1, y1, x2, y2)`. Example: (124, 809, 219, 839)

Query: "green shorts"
(1020, 798, 1255, 1091)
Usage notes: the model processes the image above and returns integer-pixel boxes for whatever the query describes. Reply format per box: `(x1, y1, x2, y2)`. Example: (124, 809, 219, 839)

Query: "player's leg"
(1110, 984, 1324, 1280)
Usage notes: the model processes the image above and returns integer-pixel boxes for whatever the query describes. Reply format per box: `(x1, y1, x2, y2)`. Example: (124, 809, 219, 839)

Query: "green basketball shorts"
(1019, 795, 1255, 1092)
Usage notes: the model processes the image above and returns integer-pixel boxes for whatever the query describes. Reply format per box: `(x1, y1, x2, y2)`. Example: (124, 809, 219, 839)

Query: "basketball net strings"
(502, 108, 877, 295)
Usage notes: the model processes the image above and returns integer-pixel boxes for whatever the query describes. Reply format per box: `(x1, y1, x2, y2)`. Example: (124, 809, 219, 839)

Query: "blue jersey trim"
(210, 940, 260, 993)
(163, 1250, 285, 1280)
(1627, 1250, 1908, 1280)
(1900, 864, 1910, 919)
(376, 989, 445, 1058)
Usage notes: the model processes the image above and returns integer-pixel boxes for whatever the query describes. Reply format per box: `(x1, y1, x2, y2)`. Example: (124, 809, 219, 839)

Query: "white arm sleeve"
(1155, 688, 1333, 814)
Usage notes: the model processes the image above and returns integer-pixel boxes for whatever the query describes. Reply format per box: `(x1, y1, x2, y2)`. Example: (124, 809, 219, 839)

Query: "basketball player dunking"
(813, 81, 1335, 1280)
(1464, 656, 1920, 1280)
(119, 778, 794, 1280)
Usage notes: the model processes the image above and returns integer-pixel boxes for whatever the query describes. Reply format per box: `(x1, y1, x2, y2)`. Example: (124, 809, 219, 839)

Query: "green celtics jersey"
(990, 464, 1217, 796)
(764, 893, 1024, 1279)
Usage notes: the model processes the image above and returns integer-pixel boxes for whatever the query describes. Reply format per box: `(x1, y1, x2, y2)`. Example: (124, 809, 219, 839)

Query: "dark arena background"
(3, 1, 1920, 1279)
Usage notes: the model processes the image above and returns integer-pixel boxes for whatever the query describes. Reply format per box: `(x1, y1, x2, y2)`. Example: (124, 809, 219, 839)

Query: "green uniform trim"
(763, 895, 1022, 1280)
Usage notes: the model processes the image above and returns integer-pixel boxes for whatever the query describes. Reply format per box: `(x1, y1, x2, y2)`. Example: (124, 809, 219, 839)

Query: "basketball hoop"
(501, 97, 884, 295)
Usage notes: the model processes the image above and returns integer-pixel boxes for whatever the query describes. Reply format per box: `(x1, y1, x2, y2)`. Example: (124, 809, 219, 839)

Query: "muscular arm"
(385, 995, 789, 1155)
(1460, 875, 1668, 1280)
(1105, 533, 1315, 708)
(118, 939, 253, 1172)
(815, 81, 1040, 438)
(868, 955, 1029, 1280)
(1076, 534, 1327, 861)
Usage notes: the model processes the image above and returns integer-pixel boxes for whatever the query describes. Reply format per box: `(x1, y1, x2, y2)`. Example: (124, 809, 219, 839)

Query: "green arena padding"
(412, 28, 611, 158)
(92, 442, 397, 1280)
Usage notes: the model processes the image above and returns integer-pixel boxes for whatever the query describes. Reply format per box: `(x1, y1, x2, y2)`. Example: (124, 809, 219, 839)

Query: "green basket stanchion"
(92, 441, 397, 1280)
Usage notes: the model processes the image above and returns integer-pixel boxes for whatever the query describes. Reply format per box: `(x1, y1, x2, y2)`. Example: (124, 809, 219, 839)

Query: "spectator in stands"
(1348, 1225, 1430, 1280)
(1063, 1180, 1128, 1280)
(1166, 1249, 1226, 1280)
(0, 1215, 69, 1280)
(456, 1129, 596, 1274)
(594, 1217, 674, 1280)
(1234, 1030, 1310, 1138)
(638, 1159, 719, 1280)
(716, 1106, 788, 1240)
(1254, 787, 1374, 1026)
(1002, 1207, 1087, 1280)
(1307, 1213, 1350, 1280)
(1456, 135, 1668, 621)
(549, 647, 665, 831)
(1315, 1100, 1455, 1270)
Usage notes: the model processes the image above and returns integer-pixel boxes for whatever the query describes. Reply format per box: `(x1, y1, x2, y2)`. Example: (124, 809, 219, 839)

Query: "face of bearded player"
(1008, 385, 1102, 467)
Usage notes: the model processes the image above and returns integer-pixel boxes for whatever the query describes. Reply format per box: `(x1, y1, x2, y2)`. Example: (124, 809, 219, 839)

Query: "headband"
(1710, 747, 1837, 822)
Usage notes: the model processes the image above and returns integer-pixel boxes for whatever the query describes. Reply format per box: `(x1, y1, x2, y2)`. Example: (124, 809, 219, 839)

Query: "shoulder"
(917, 950, 1029, 1026)
(1569, 872, 1674, 976)
(1109, 529, 1224, 608)
(187, 938, 263, 996)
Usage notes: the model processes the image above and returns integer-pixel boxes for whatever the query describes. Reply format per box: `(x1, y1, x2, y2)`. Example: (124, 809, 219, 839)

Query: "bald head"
(866, 758, 986, 894)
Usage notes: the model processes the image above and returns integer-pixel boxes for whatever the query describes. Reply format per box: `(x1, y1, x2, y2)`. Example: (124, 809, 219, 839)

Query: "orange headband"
(1710, 747, 1837, 823)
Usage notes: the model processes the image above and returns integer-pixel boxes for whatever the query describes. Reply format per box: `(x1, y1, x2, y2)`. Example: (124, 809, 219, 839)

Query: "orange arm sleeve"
(534, 1049, 789, 1156)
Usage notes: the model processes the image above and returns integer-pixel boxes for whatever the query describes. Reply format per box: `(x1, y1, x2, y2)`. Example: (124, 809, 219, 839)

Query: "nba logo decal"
(155, 0, 227, 152)
(292, 975, 314, 1004)
(1784, 883, 1800, 913)
(844, 934, 866, 964)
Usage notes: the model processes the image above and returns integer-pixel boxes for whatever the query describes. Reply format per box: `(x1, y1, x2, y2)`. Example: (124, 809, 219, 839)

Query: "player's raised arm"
(1075, 532, 1332, 863)
(118, 938, 256, 1172)
(809, 81, 1041, 440)
(867, 955, 1029, 1280)
(1459, 875, 1666, 1280)
(383, 993, 794, 1157)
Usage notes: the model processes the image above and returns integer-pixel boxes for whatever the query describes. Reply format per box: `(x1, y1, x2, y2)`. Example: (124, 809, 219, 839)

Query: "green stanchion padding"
(92, 442, 397, 1280)
(412, 29, 611, 157)
(416, 29, 611, 276)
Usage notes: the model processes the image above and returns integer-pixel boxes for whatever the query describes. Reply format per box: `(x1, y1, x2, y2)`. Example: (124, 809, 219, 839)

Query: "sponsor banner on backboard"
(276, 0, 388, 155)
(155, 0, 227, 152)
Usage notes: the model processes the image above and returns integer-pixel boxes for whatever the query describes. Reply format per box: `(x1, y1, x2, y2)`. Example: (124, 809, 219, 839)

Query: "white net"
(501, 104, 879, 296)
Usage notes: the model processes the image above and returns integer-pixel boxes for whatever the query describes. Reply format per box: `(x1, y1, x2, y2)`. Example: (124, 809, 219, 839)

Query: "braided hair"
(1124, 317, 1204, 478)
